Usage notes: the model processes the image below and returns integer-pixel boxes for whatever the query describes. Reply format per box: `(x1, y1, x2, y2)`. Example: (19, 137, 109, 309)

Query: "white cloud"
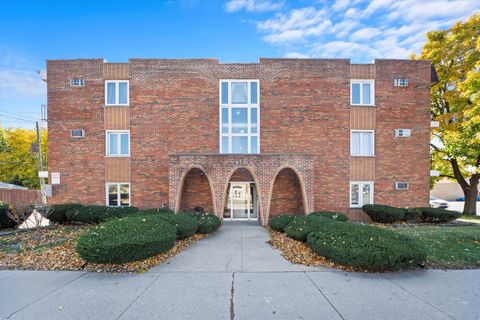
(349, 27, 382, 41)
(284, 52, 310, 58)
(225, 0, 284, 12)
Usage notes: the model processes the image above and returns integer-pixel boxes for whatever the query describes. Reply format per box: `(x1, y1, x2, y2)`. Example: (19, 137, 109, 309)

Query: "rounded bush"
(362, 204, 405, 223)
(269, 215, 297, 232)
(66, 205, 139, 223)
(48, 204, 83, 223)
(76, 215, 176, 264)
(137, 208, 175, 216)
(416, 207, 461, 223)
(404, 208, 422, 222)
(0, 203, 16, 230)
(196, 214, 221, 234)
(309, 211, 349, 222)
(160, 214, 198, 239)
(284, 216, 333, 242)
(307, 222, 426, 270)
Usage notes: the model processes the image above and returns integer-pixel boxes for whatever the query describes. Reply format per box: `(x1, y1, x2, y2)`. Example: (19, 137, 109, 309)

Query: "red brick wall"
(179, 169, 214, 213)
(48, 58, 432, 221)
(269, 168, 304, 216)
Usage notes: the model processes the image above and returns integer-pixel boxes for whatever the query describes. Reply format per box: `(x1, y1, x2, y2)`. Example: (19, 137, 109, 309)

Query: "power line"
(0, 110, 38, 121)
(0, 113, 37, 124)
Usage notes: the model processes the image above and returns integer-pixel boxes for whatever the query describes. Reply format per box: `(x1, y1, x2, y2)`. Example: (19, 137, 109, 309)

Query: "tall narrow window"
(350, 181, 373, 208)
(350, 80, 374, 105)
(105, 80, 129, 106)
(106, 131, 130, 156)
(220, 80, 259, 154)
(351, 130, 374, 156)
(106, 183, 130, 206)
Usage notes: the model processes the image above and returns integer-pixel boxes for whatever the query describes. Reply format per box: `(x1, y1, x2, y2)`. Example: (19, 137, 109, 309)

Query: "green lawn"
(389, 225, 480, 269)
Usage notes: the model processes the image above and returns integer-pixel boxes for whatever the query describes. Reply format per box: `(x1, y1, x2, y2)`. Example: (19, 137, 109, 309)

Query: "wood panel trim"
(103, 63, 129, 79)
(105, 157, 130, 182)
(104, 106, 130, 130)
(350, 157, 375, 180)
(350, 107, 376, 129)
(350, 64, 376, 79)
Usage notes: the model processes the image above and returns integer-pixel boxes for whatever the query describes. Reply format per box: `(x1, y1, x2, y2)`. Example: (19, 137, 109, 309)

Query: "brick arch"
(266, 166, 308, 222)
(175, 166, 216, 214)
(220, 166, 265, 224)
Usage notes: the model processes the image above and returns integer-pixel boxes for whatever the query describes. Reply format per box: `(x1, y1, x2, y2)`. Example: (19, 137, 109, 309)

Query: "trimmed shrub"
(307, 222, 426, 270)
(136, 208, 175, 216)
(76, 215, 176, 264)
(416, 207, 461, 223)
(404, 208, 422, 222)
(48, 204, 83, 223)
(284, 215, 334, 242)
(195, 214, 221, 234)
(0, 203, 16, 230)
(159, 214, 198, 239)
(309, 211, 349, 222)
(362, 204, 405, 223)
(66, 205, 139, 223)
(269, 215, 297, 232)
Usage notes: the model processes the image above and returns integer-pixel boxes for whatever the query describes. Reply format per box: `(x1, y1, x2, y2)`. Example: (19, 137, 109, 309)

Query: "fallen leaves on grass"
(268, 228, 358, 272)
(0, 227, 206, 273)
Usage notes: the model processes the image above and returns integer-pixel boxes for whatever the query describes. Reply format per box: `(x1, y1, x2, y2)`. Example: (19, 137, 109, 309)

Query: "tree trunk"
(462, 174, 479, 216)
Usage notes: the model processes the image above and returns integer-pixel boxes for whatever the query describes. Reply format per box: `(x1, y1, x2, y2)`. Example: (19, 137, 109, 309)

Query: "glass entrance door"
(224, 182, 258, 220)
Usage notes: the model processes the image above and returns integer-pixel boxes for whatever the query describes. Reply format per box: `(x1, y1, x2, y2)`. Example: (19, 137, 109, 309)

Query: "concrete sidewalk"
(1, 223, 479, 320)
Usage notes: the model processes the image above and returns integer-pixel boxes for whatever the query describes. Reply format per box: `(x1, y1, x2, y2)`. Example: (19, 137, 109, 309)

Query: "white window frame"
(394, 79, 408, 87)
(106, 130, 130, 157)
(105, 80, 129, 106)
(106, 182, 131, 207)
(350, 79, 375, 106)
(350, 181, 374, 208)
(395, 182, 409, 190)
(70, 129, 85, 138)
(70, 79, 85, 87)
(219, 79, 260, 154)
(350, 130, 375, 156)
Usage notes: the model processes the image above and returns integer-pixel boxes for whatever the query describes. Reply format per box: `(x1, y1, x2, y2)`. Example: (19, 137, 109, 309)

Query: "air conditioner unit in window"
(394, 79, 408, 87)
(69, 79, 85, 87)
(71, 129, 85, 138)
(395, 129, 411, 137)
(395, 182, 409, 190)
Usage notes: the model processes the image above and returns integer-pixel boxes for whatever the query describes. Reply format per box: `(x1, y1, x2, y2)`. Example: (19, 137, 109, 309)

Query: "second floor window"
(106, 131, 130, 156)
(351, 130, 374, 156)
(351, 80, 374, 106)
(220, 80, 259, 154)
(105, 80, 129, 106)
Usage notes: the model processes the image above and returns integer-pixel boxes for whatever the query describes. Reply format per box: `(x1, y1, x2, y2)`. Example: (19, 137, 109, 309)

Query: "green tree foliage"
(414, 14, 480, 214)
(0, 128, 47, 189)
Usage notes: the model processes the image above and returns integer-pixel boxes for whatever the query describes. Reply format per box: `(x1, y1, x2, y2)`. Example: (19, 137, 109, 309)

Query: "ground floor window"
(106, 183, 130, 206)
(350, 181, 373, 208)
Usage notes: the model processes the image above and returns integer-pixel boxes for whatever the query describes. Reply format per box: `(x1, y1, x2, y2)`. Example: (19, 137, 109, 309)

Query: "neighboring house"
(431, 178, 476, 201)
(0, 182, 29, 190)
(47, 58, 434, 224)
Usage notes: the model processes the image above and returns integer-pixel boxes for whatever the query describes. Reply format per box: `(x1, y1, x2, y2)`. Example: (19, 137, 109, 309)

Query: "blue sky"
(1, 0, 478, 128)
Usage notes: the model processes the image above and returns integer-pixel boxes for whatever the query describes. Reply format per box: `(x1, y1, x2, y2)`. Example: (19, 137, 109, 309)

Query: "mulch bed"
(0, 226, 206, 273)
(267, 228, 359, 272)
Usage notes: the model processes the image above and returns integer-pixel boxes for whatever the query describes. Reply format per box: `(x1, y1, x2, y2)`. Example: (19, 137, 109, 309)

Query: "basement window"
(106, 183, 130, 206)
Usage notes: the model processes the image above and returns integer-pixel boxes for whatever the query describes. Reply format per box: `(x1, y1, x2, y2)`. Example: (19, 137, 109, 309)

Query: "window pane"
(120, 134, 129, 155)
(251, 136, 258, 153)
(250, 82, 258, 104)
(351, 83, 360, 104)
(231, 82, 248, 104)
(362, 83, 371, 105)
(221, 137, 229, 153)
(221, 108, 229, 134)
(109, 133, 118, 155)
(351, 184, 359, 206)
(251, 108, 258, 133)
(108, 184, 118, 206)
(351, 132, 360, 155)
(221, 82, 228, 104)
(231, 108, 248, 133)
(362, 184, 371, 205)
(118, 82, 128, 104)
(120, 184, 130, 206)
(362, 132, 373, 155)
(232, 136, 248, 153)
(107, 82, 116, 104)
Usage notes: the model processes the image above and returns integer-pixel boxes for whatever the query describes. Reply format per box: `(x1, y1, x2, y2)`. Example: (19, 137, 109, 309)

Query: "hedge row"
(76, 215, 177, 264)
(362, 204, 460, 224)
(269, 211, 349, 234)
(269, 211, 426, 271)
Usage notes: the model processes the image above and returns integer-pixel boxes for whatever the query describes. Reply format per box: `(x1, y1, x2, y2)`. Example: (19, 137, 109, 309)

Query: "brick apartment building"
(47, 58, 435, 224)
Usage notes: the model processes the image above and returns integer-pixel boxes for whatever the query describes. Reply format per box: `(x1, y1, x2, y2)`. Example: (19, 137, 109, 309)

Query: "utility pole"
(36, 121, 47, 204)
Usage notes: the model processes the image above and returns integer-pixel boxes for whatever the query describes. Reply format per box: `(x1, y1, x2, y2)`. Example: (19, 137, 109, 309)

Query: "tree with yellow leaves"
(415, 13, 479, 215)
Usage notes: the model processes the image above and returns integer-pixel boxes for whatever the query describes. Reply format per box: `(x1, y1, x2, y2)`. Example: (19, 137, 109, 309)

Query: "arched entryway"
(223, 168, 260, 222)
(178, 168, 215, 213)
(268, 167, 307, 218)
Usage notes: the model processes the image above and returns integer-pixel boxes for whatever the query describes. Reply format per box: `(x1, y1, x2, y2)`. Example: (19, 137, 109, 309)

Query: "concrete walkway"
(1, 223, 479, 320)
